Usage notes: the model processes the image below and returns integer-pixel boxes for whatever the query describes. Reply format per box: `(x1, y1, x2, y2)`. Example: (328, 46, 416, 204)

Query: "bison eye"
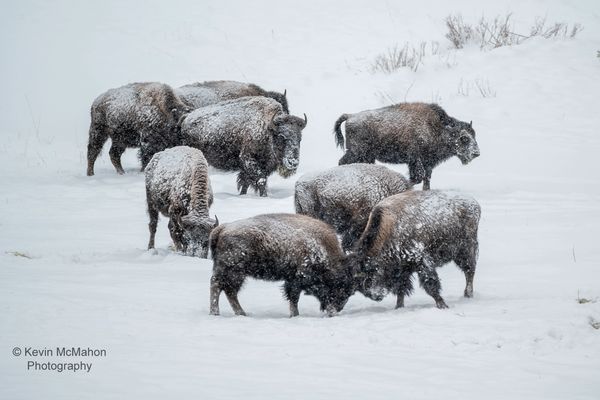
(460, 136, 470, 145)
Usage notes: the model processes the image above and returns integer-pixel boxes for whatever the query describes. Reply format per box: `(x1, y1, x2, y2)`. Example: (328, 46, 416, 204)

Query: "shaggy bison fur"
(295, 164, 411, 251)
(208, 213, 355, 317)
(145, 146, 218, 257)
(181, 96, 307, 196)
(177, 80, 289, 113)
(350, 190, 481, 309)
(334, 103, 480, 190)
(87, 82, 190, 176)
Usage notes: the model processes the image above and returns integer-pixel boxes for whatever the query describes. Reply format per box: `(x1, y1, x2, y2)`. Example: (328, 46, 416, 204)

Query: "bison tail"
(333, 114, 349, 149)
(208, 224, 225, 261)
(354, 206, 395, 257)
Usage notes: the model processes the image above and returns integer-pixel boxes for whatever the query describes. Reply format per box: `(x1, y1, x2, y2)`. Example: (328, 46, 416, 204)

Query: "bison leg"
(147, 206, 159, 250)
(417, 263, 448, 309)
(224, 288, 246, 316)
(109, 141, 127, 175)
(237, 172, 251, 195)
(455, 242, 478, 298)
(408, 158, 425, 185)
(209, 275, 222, 315)
(255, 177, 268, 197)
(284, 281, 302, 317)
(86, 123, 109, 176)
(394, 268, 414, 309)
(168, 218, 184, 251)
(422, 167, 433, 191)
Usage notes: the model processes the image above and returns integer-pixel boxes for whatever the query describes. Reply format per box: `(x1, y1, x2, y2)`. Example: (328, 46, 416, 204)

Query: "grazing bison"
(177, 80, 289, 113)
(86, 82, 190, 176)
(145, 146, 218, 257)
(295, 164, 412, 251)
(351, 190, 481, 309)
(181, 96, 307, 197)
(208, 213, 355, 317)
(334, 103, 480, 190)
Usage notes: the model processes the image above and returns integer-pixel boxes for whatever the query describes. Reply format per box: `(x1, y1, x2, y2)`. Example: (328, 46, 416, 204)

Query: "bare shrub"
(446, 13, 582, 50)
(371, 41, 440, 74)
(458, 78, 496, 98)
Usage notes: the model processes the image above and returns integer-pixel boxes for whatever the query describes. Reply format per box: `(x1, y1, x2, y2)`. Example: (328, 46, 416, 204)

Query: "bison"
(208, 213, 355, 317)
(295, 164, 412, 251)
(350, 190, 481, 309)
(87, 82, 190, 176)
(176, 80, 289, 113)
(334, 103, 480, 190)
(145, 146, 218, 257)
(181, 96, 307, 196)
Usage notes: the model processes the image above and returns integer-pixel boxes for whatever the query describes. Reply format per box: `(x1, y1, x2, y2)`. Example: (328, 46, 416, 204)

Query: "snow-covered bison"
(295, 164, 412, 251)
(181, 96, 307, 196)
(145, 146, 218, 258)
(350, 190, 481, 309)
(334, 103, 480, 190)
(208, 213, 355, 317)
(176, 80, 289, 113)
(86, 82, 190, 176)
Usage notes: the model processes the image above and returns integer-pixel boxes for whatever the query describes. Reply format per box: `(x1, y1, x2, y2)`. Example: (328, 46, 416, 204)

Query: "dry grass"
(371, 41, 440, 74)
(445, 14, 582, 50)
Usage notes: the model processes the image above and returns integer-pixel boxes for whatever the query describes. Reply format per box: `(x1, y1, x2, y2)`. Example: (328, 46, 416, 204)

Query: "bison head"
(346, 254, 387, 302)
(447, 121, 480, 165)
(272, 113, 307, 178)
(178, 212, 219, 258)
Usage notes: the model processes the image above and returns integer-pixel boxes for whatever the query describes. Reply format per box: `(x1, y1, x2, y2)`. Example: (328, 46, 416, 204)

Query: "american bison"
(145, 146, 218, 257)
(177, 80, 289, 113)
(208, 213, 354, 317)
(334, 103, 480, 190)
(295, 164, 411, 251)
(181, 96, 307, 196)
(87, 82, 190, 176)
(351, 190, 481, 309)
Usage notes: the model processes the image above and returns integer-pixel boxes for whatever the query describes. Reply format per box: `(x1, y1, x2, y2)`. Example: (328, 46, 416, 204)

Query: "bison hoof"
(436, 300, 449, 309)
(209, 310, 220, 316)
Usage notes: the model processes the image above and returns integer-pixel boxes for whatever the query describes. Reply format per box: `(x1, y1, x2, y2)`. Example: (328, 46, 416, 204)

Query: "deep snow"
(1, 0, 599, 399)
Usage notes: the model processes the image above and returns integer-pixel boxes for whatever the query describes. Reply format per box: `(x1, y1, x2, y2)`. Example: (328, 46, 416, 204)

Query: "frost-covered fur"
(86, 82, 190, 176)
(335, 103, 480, 190)
(176, 80, 289, 113)
(208, 213, 354, 317)
(145, 146, 218, 258)
(181, 96, 307, 196)
(350, 190, 481, 309)
(295, 164, 412, 251)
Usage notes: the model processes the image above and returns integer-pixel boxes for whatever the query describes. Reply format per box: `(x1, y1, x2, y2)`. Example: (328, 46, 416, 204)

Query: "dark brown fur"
(351, 190, 481, 309)
(208, 213, 354, 317)
(86, 82, 190, 176)
(335, 102, 480, 190)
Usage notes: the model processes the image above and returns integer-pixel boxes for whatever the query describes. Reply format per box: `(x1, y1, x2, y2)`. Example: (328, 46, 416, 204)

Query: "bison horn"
(303, 113, 307, 126)
(283, 89, 287, 97)
(469, 120, 472, 127)
(214, 215, 219, 227)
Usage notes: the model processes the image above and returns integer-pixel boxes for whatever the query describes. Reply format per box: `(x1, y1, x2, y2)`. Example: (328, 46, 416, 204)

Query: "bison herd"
(87, 80, 482, 317)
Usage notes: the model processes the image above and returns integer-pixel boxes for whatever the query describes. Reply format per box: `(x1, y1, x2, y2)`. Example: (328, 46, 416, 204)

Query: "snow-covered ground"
(1, 0, 599, 398)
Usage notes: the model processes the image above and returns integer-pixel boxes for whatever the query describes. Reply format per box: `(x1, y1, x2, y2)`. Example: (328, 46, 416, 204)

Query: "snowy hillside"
(1, 0, 600, 399)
